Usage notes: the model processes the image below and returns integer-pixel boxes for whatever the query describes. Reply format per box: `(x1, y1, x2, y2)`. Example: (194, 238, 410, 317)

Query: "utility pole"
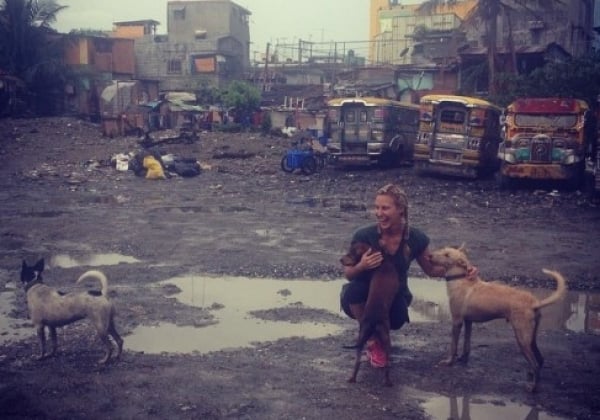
(263, 42, 270, 92)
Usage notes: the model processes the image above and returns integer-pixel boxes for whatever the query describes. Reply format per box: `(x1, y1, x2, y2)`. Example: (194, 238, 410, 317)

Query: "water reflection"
(420, 393, 566, 420)
(50, 253, 140, 268)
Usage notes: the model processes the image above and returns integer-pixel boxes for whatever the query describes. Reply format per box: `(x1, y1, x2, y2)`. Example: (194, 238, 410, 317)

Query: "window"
(440, 110, 465, 124)
(173, 7, 185, 20)
(167, 59, 182, 74)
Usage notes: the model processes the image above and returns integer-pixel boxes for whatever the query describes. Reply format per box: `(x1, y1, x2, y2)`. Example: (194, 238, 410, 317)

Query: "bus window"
(440, 110, 465, 124)
(360, 110, 368, 123)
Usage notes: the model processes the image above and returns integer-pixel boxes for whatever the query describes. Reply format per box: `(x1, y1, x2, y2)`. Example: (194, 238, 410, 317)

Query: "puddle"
(419, 392, 566, 420)
(49, 253, 140, 268)
(2, 274, 598, 350)
(126, 276, 600, 355)
(126, 276, 347, 354)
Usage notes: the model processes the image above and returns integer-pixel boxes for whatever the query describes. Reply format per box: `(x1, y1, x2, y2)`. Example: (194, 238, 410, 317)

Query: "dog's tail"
(534, 269, 567, 309)
(76, 270, 109, 296)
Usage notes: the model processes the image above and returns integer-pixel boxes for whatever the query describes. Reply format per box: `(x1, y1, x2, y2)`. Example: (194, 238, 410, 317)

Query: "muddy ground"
(0, 117, 599, 419)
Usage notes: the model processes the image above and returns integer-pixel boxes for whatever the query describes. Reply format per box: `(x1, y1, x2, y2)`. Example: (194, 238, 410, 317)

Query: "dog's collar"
(445, 272, 467, 281)
(24, 274, 44, 292)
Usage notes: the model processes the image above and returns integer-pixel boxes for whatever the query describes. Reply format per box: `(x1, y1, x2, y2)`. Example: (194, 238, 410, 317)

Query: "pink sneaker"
(366, 339, 387, 368)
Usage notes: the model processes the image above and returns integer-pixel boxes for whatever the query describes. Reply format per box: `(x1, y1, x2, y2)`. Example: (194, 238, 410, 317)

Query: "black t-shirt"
(350, 224, 430, 289)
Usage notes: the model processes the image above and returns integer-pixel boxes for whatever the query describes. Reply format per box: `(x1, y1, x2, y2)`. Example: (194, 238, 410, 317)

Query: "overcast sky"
(53, 0, 382, 57)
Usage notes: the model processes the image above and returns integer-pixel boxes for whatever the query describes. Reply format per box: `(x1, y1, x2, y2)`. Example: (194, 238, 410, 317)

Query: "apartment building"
(130, 0, 251, 91)
(370, 0, 594, 66)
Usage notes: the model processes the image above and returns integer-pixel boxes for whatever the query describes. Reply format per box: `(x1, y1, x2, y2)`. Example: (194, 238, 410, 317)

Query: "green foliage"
(488, 53, 600, 107)
(221, 80, 261, 115)
(261, 112, 272, 134)
(0, 0, 69, 114)
(194, 81, 222, 106)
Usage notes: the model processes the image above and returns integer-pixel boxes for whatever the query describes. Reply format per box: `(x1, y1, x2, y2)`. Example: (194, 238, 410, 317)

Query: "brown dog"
(428, 245, 567, 392)
(341, 241, 399, 386)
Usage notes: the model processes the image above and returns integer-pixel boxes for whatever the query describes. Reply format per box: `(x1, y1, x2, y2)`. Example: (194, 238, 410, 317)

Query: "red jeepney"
(498, 97, 589, 188)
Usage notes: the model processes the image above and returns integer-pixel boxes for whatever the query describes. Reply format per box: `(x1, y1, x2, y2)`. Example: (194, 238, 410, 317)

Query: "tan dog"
(341, 242, 399, 386)
(20, 259, 124, 364)
(428, 245, 567, 392)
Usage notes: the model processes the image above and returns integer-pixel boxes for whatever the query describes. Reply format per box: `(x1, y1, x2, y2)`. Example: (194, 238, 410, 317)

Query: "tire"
(281, 155, 294, 173)
(377, 151, 396, 169)
(567, 161, 585, 191)
(314, 153, 326, 171)
(301, 155, 317, 175)
(497, 173, 514, 190)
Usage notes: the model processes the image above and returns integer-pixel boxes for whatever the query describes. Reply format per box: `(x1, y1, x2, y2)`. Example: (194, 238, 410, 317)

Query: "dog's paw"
(456, 354, 470, 364)
(437, 357, 455, 367)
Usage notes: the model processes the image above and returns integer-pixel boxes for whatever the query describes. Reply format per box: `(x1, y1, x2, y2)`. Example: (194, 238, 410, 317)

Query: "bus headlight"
(499, 150, 516, 163)
(467, 137, 480, 150)
(371, 130, 384, 142)
(562, 150, 577, 165)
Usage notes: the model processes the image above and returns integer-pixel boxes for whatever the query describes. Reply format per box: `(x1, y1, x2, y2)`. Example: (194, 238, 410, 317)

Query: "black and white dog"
(20, 258, 123, 364)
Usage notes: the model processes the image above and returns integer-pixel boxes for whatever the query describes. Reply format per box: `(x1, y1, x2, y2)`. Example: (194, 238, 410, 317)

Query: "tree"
(493, 52, 600, 107)
(221, 80, 261, 123)
(0, 0, 69, 114)
(417, 0, 560, 95)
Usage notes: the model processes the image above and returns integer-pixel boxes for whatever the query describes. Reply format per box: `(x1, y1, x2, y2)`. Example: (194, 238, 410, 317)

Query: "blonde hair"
(376, 183, 411, 258)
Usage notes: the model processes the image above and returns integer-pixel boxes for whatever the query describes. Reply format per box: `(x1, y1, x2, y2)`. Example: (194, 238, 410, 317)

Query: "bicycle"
(280, 138, 320, 175)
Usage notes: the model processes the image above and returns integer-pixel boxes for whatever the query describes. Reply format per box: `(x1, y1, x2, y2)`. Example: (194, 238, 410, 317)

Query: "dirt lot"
(0, 117, 599, 419)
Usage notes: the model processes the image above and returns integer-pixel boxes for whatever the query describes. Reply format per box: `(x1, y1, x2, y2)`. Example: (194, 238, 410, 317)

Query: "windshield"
(514, 114, 577, 129)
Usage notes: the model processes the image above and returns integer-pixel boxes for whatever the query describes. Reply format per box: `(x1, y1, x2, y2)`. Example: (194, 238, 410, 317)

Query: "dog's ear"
(458, 242, 467, 252)
(33, 258, 44, 272)
(340, 255, 355, 266)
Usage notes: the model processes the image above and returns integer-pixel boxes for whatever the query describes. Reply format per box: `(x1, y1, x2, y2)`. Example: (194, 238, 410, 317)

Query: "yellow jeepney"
(325, 97, 419, 167)
(414, 95, 503, 178)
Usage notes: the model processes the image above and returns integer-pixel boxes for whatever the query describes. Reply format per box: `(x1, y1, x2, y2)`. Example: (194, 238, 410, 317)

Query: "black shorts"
(339, 280, 412, 330)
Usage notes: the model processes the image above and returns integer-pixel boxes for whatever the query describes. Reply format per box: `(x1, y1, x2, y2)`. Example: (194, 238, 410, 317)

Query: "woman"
(340, 183, 457, 367)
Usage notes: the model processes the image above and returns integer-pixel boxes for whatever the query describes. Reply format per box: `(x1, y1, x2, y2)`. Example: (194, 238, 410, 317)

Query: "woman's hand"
(466, 265, 479, 279)
(359, 248, 383, 270)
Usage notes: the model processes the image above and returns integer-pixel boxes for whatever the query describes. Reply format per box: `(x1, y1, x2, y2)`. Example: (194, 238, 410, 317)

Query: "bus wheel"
(301, 155, 317, 175)
(497, 172, 514, 190)
(281, 156, 294, 173)
(378, 151, 396, 169)
(567, 161, 585, 191)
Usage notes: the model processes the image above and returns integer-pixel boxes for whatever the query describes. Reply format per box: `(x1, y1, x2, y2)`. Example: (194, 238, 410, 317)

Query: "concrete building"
(369, 0, 477, 65)
(370, 0, 593, 66)
(128, 0, 251, 91)
(62, 35, 145, 118)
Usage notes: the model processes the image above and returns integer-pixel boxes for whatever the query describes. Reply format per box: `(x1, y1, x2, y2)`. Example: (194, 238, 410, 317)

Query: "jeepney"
(414, 95, 503, 178)
(498, 97, 589, 188)
(325, 97, 419, 167)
